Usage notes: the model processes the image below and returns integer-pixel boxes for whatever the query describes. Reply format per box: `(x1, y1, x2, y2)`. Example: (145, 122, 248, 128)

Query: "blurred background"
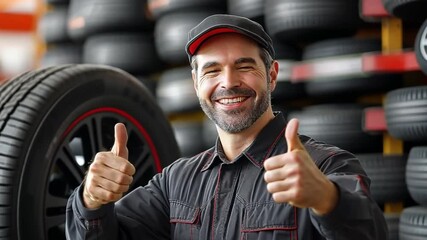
(1, 0, 427, 239)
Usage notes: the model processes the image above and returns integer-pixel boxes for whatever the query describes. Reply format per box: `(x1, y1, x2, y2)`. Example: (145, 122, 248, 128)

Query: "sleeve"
(65, 185, 119, 240)
(308, 151, 389, 240)
(65, 166, 172, 240)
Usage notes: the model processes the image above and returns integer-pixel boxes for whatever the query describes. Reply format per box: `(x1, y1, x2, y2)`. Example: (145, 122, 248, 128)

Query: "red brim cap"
(185, 14, 275, 61)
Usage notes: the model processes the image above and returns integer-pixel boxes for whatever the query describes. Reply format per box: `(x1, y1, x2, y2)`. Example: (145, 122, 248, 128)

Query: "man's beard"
(199, 83, 271, 133)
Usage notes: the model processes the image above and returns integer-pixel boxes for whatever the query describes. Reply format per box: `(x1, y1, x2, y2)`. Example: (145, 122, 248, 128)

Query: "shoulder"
(300, 135, 364, 175)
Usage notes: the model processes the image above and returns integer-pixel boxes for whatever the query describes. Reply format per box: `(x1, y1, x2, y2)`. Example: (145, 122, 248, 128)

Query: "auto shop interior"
(0, 0, 427, 239)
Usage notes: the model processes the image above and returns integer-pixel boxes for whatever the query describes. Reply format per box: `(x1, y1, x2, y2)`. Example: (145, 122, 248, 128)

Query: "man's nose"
(220, 69, 241, 89)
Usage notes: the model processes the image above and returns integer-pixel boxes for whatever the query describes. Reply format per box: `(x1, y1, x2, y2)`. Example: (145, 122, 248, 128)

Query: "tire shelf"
(360, 0, 389, 18)
(289, 0, 425, 216)
(291, 50, 420, 82)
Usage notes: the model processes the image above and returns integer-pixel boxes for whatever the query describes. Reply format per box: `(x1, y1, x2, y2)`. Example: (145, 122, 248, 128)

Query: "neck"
(217, 109, 275, 161)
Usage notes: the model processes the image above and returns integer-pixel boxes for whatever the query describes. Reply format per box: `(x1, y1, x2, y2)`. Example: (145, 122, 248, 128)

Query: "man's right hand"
(83, 123, 136, 209)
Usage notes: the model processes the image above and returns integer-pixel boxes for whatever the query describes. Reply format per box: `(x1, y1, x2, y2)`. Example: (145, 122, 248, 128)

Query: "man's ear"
(192, 69, 199, 97)
(269, 60, 279, 91)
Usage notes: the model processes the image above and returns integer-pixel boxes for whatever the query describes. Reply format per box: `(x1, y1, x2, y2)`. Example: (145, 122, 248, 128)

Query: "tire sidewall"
(16, 66, 178, 239)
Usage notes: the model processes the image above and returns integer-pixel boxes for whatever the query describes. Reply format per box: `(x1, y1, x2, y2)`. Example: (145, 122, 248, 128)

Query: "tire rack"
(0, 0, 46, 84)
(290, 0, 422, 215)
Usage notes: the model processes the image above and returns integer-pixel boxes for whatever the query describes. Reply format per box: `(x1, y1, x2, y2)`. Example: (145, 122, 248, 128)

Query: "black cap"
(185, 14, 275, 60)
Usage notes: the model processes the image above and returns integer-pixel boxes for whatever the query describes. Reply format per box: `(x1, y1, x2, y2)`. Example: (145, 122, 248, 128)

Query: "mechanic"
(66, 14, 388, 239)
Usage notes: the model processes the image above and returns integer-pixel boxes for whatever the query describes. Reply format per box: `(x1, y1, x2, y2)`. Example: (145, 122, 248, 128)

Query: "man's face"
(192, 33, 275, 133)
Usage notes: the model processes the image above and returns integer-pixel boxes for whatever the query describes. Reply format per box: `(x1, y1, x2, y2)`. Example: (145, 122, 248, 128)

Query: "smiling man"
(66, 14, 388, 240)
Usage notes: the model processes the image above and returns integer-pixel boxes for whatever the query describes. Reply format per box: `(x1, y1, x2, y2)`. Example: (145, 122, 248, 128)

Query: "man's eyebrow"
(201, 61, 219, 71)
(235, 57, 256, 65)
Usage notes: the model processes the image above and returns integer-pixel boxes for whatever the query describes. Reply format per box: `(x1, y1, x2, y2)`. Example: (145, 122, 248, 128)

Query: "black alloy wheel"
(415, 19, 427, 75)
(0, 64, 179, 239)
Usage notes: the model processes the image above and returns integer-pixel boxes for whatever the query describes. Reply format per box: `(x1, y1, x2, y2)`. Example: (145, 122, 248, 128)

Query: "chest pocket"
(169, 201, 200, 240)
(241, 203, 297, 240)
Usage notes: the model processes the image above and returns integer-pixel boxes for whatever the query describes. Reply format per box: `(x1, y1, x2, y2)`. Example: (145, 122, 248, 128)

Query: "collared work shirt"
(66, 113, 388, 239)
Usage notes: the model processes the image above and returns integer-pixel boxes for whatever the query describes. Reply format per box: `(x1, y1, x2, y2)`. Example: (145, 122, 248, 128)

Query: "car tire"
(83, 33, 163, 75)
(45, 0, 69, 6)
(39, 6, 70, 43)
(302, 38, 402, 97)
(156, 66, 200, 114)
(407, 146, 427, 206)
(357, 154, 409, 203)
(227, 0, 264, 24)
(385, 86, 427, 141)
(41, 44, 82, 68)
(67, 0, 153, 41)
(172, 120, 205, 157)
(302, 38, 381, 60)
(289, 104, 383, 153)
(0, 64, 179, 240)
(415, 19, 427, 75)
(382, 0, 427, 22)
(154, 10, 220, 65)
(264, 0, 360, 42)
(399, 206, 427, 239)
(384, 213, 400, 240)
(148, 0, 226, 20)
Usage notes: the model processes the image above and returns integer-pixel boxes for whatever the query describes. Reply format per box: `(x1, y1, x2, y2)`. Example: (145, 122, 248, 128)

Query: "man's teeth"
(218, 97, 245, 104)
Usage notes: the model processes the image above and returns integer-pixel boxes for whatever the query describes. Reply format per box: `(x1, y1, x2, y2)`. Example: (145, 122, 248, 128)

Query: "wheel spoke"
(45, 193, 68, 229)
(133, 154, 155, 185)
(57, 145, 85, 184)
(45, 111, 162, 239)
(87, 118, 102, 158)
(133, 150, 151, 173)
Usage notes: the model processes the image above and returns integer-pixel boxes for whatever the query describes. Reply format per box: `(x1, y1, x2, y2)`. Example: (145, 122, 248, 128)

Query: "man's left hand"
(263, 118, 338, 215)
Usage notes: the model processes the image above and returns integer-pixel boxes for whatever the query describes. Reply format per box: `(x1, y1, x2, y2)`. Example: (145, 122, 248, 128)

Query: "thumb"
(285, 118, 305, 152)
(111, 123, 129, 159)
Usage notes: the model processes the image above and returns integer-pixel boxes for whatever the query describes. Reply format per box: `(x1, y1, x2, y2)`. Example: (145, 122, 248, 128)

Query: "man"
(66, 14, 388, 239)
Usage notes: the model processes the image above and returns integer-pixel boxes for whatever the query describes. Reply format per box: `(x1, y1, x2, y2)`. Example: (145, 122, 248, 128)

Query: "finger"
(271, 191, 295, 204)
(264, 154, 288, 171)
(285, 118, 305, 152)
(266, 180, 291, 194)
(87, 183, 123, 203)
(92, 174, 131, 194)
(111, 123, 129, 159)
(96, 166, 134, 186)
(264, 167, 288, 183)
(93, 152, 136, 176)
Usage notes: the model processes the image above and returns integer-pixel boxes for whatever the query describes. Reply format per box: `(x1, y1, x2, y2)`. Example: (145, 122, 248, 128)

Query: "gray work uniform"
(66, 113, 388, 240)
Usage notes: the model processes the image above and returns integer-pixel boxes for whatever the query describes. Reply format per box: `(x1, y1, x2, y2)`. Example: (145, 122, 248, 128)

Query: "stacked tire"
(38, 0, 82, 67)
(300, 38, 402, 99)
(148, 0, 226, 157)
(385, 86, 427, 240)
(264, 0, 361, 43)
(23, 2, 427, 240)
(68, 0, 161, 95)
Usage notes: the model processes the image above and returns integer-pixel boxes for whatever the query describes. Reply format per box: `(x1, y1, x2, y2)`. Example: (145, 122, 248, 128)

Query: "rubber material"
(0, 64, 179, 239)
(385, 86, 427, 141)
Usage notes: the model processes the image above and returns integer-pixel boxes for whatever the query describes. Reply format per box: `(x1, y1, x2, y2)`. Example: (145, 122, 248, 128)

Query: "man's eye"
(204, 70, 219, 75)
(239, 66, 253, 70)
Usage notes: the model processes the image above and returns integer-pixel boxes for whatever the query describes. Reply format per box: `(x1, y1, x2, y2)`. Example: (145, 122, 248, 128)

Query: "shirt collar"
(201, 112, 287, 171)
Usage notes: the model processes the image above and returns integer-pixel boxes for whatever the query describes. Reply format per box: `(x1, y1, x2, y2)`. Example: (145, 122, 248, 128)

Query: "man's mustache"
(210, 88, 256, 101)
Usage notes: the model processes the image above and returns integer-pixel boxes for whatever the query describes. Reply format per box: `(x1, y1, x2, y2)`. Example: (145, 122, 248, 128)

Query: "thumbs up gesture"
(83, 123, 136, 209)
(264, 119, 338, 215)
